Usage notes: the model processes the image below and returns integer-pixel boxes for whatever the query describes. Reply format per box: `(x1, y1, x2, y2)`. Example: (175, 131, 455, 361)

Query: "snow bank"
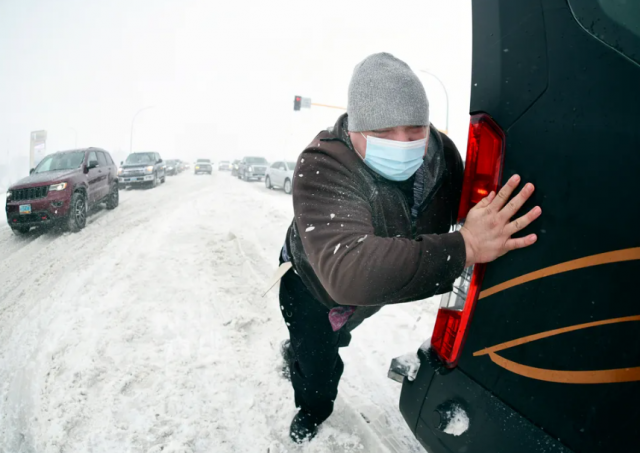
(0, 174, 437, 452)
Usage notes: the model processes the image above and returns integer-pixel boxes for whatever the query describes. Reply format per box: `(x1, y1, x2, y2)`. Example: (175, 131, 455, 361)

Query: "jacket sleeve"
(293, 150, 466, 307)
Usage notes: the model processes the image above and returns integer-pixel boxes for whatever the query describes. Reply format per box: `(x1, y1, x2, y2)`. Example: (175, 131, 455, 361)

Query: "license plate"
(19, 204, 31, 214)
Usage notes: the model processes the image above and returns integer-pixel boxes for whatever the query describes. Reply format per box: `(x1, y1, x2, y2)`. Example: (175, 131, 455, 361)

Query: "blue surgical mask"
(360, 133, 427, 181)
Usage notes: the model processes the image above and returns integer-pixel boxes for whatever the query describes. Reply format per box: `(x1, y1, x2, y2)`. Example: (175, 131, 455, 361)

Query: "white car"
(265, 160, 296, 194)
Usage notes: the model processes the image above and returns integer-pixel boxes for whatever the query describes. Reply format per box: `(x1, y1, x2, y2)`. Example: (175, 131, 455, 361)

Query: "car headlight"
(5, 191, 11, 200)
(249, 166, 253, 172)
(118, 168, 123, 175)
(49, 182, 67, 191)
(145, 166, 154, 173)
(168, 166, 174, 170)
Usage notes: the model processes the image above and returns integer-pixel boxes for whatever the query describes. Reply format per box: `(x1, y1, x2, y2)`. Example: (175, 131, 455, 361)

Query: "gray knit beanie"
(347, 53, 429, 132)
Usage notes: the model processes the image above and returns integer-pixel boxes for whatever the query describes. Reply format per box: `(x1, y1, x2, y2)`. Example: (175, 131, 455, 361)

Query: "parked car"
(194, 159, 212, 175)
(265, 160, 295, 194)
(238, 156, 269, 181)
(165, 160, 179, 176)
(230, 160, 241, 177)
(176, 160, 186, 173)
(119, 152, 166, 188)
(391, 1, 640, 453)
(218, 160, 231, 171)
(5, 147, 119, 234)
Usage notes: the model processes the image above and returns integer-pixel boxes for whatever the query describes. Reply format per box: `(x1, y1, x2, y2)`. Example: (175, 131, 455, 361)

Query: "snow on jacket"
(283, 114, 466, 320)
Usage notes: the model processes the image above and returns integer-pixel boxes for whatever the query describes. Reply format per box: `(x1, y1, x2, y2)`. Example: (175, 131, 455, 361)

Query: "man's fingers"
(490, 174, 520, 211)
(476, 191, 495, 208)
(505, 206, 542, 236)
(505, 234, 538, 251)
(500, 182, 535, 221)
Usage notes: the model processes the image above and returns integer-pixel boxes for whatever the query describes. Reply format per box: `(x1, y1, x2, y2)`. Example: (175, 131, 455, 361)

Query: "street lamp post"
(419, 70, 449, 134)
(129, 106, 155, 154)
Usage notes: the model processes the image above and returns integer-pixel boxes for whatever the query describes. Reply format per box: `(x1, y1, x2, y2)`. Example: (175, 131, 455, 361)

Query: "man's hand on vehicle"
(460, 174, 542, 267)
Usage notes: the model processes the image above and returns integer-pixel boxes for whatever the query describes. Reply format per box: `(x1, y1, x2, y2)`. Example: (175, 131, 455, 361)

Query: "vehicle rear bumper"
(119, 175, 154, 184)
(6, 191, 72, 227)
(399, 348, 572, 453)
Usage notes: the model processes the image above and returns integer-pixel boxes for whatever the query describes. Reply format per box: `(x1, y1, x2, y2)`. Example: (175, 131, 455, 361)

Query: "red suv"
(5, 147, 119, 234)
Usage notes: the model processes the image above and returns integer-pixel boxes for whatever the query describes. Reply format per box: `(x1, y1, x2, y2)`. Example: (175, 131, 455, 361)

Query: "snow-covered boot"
(280, 339, 294, 380)
(289, 410, 321, 443)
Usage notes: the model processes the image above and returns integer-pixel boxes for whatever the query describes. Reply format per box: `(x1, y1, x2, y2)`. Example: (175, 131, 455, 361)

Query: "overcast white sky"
(0, 0, 471, 183)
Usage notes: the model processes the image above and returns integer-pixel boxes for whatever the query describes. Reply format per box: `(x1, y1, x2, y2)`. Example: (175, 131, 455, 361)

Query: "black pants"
(279, 267, 353, 423)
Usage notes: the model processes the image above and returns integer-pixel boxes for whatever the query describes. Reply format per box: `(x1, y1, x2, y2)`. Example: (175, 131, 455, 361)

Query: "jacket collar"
(322, 113, 447, 209)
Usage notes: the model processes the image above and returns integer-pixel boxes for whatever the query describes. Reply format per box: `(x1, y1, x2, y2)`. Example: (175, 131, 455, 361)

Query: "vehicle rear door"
(86, 150, 102, 204)
(455, 1, 640, 452)
(96, 151, 110, 199)
(270, 161, 282, 186)
(103, 152, 117, 192)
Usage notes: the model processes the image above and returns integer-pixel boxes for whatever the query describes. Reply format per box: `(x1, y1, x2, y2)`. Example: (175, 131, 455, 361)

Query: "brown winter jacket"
(283, 114, 466, 317)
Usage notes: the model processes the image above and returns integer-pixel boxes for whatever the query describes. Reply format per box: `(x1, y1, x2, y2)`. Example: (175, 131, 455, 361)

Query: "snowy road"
(0, 171, 440, 453)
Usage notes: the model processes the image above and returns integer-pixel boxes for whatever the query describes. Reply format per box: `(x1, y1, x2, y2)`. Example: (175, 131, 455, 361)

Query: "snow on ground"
(0, 171, 441, 453)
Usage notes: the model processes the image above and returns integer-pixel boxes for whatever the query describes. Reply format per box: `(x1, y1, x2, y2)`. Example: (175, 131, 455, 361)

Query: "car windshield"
(197, 159, 210, 163)
(286, 162, 296, 170)
(125, 153, 155, 164)
(166, 160, 177, 165)
(246, 157, 268, 164)
(34, 151, 85, 174)
(220, 161, 229, 164)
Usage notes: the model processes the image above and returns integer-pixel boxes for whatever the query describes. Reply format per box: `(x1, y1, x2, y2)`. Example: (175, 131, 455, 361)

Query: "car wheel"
(265, 176, 273, 189)
(106, 184, 119, 210)
(161, 175, 166, 183)
(67, 191, 87, 232)
(11, 226, 30, 235)
(284, 178, 292, 194)
(151, 173, 159, 188)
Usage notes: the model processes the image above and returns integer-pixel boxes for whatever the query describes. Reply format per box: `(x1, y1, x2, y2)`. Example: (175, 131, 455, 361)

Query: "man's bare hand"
(460, 174, 542, 267)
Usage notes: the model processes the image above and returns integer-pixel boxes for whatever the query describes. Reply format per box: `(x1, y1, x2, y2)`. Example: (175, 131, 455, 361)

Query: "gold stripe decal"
(479, 247, 640, 300)
(474, 315, 640, 384)
(487, 352, 640, 384)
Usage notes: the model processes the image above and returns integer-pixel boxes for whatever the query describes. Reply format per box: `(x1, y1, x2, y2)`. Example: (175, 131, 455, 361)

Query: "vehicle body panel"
(398, 0, 640, 451)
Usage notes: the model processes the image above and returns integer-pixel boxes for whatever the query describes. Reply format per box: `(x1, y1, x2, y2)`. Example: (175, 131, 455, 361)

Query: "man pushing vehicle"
(277, 52, 542, 443)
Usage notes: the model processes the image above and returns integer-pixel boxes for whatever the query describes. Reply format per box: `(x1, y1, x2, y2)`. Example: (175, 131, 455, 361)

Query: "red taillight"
(457, 114, 506, 222)
(431, 113, 505, 368)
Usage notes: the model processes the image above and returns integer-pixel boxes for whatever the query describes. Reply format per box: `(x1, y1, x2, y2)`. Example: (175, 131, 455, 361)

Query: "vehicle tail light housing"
(431, 113, 505, 368)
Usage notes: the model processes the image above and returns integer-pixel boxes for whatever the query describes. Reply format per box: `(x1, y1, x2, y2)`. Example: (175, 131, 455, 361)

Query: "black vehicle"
(165, 160, 179, 176)
(230, 160, 241, 177)
(119, 152, 166, 188)
(392, 1, 640, 452)
(194, 159, 212, 175)
(238, 156, 268, 181)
